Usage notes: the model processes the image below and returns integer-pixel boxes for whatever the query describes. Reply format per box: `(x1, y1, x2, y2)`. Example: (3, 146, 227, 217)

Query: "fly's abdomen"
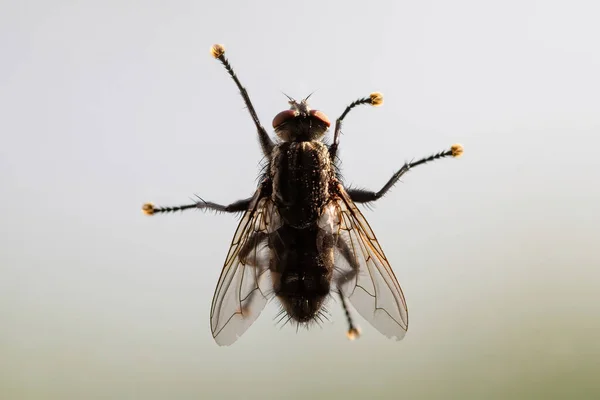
(269, 224, 334, 323)
(271, 141, 334, 228)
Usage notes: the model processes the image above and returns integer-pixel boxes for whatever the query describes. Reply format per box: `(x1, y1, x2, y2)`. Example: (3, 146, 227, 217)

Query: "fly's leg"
(142, 197, 252, 215)
(210, 44, 274, 157)
(335, 238, 359, 289)
(238, 231, 269, 267)
(338, 293, 360, 341)
(348, 144, 464, 204)
(334, 237, 361, 340)
(329, 92, 383, 162)
(236, 231, 270, 316)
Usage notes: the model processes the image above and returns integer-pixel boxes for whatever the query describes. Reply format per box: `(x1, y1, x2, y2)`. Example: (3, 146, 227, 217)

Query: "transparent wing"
(331, 185, 408, 340)
(210, 189, 281, 346)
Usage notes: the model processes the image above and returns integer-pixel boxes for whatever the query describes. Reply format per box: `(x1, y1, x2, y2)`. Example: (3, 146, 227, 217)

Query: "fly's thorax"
(270, 141, 336, 228)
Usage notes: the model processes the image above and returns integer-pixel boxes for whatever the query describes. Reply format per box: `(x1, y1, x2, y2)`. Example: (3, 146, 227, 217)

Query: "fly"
(142, 44, 464, 346)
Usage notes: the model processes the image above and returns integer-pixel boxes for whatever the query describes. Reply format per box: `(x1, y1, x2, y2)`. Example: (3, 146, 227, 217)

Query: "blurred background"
(1, 1, 599, 398)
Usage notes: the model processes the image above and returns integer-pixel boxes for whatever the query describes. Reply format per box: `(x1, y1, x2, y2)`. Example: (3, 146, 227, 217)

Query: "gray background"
(2, 0, 599, 398)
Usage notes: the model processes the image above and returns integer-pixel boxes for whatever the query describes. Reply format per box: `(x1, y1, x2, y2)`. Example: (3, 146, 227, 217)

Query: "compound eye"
(272, 110, 297, 128)
(309, 110, 331, 127)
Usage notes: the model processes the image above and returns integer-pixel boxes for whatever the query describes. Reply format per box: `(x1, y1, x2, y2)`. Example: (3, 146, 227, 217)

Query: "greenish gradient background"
(2, 1, 599, 398)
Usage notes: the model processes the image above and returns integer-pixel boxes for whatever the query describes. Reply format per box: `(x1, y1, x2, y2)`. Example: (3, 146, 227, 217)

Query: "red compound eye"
(272, 110, 297, 128)
(310, 110, 331, 127)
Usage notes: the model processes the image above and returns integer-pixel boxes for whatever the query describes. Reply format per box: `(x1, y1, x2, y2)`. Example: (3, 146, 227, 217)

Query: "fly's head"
(272, 96, 331, 142)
